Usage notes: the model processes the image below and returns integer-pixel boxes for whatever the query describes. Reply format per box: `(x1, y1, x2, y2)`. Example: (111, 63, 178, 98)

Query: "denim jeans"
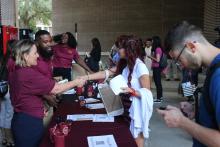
(153, 67, 163, 99)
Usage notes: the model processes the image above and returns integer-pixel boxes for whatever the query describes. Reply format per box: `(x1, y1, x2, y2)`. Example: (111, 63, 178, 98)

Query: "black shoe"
(154, 99, 162, 103)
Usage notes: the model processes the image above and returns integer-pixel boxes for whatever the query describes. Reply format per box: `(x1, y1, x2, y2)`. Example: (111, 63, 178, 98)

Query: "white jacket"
(129, 88, 153, 138)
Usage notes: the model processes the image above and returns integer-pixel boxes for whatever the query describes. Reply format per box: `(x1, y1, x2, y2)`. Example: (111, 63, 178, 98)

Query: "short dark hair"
(35, 30, 50, 41)
(146, 38, 152, 42)
(164, 21, 203, 53)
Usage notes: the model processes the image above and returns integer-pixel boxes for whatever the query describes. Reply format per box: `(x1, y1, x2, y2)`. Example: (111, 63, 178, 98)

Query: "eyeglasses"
(174, 45, 186, 67)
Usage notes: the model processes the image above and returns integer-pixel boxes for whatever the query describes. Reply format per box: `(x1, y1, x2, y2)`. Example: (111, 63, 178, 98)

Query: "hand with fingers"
(120, 87, 139, 97)
(180, 101, 195, 119)
(44, 94, 59, 108)
(157, 105, 186, 128)
(120, 87, 133, 94)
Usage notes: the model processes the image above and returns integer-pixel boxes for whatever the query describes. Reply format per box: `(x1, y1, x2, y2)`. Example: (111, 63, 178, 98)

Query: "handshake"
(74, 75, 91, 87)
(74, 78, 87, 88)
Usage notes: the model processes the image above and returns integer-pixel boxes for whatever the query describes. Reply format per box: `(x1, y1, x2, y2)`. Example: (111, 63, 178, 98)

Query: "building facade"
(52, 0, 204, 52)
(203, 0, 220, 44)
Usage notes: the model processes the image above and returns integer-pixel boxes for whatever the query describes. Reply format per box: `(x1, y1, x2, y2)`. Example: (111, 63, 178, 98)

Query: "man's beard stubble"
(38, 47, 53, 60)
(187, 53, 201, 70)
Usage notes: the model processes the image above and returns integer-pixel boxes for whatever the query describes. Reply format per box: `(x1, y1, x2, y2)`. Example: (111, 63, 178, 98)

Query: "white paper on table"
(86, 103, 105, 109)
(96, 93, 101, 99)
(87, 135, 118, 147)
(85, 98, 100, 103)
(93, 114, 114, 122)
(67, 114, 94, 121)
(109, 75, 128, 95)
(63, 89, 76, 94)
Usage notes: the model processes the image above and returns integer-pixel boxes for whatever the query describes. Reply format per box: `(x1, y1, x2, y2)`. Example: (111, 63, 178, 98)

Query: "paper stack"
(67, 114, 114, 122)
(87, 135, 117, 147)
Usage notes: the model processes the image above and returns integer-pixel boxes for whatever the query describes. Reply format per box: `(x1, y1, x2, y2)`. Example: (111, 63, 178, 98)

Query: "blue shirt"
(112, 52, 120, 63)
(193, 54, 220, 147)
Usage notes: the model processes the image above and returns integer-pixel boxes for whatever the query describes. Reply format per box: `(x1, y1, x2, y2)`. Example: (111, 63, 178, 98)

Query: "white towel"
(129, 88, 153, 138)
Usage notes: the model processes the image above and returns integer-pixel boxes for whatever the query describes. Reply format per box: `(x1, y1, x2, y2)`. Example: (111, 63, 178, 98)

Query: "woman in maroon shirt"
(8, 40, 86, 147)
(52, 32, 93, 81)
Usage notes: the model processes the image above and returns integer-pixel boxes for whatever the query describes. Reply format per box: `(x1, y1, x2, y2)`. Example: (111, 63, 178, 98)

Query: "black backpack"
(159, 52, 168, 69)
(196, 61, 220, 128)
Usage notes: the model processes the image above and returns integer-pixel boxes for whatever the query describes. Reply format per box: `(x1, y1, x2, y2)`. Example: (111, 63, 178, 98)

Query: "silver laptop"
(98, 83, 124, 116)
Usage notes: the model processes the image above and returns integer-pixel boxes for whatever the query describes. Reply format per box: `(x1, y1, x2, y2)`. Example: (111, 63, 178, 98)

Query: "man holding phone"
(157, 21, 220, 147)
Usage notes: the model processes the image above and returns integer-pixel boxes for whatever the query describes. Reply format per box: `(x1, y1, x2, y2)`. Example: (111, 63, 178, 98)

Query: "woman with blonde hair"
(8, 39, 86, 147)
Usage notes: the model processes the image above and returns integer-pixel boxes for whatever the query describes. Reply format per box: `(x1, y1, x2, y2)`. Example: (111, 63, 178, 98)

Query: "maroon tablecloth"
(40, 95, 137, 147)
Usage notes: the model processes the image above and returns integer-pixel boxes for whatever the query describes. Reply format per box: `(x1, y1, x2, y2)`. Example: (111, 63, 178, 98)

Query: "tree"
(19, 0, 52, 31)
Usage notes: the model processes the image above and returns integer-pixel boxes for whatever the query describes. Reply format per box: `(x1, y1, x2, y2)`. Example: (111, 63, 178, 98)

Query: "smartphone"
(159, 106, 167, 110)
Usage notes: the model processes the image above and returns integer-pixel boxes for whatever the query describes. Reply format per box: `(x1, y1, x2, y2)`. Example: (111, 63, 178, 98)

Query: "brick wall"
(203, 0, 220, 43)
(52, 0, 204, 52)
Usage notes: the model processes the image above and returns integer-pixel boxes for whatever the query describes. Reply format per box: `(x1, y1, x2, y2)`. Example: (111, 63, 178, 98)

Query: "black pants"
(12, 112, 44, 147)
(53, 67, 71, 81)
(153, 67, 163, 99)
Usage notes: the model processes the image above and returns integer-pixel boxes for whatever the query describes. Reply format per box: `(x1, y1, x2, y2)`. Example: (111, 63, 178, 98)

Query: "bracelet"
(104, 70, 109, 82)
(130, 88, 138, 97)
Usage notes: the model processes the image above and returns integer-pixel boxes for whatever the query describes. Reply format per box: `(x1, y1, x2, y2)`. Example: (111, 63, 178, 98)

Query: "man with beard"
(158, 21, 220, 147)
(34, 30, 59, 125)
(35, 30, 54, 79)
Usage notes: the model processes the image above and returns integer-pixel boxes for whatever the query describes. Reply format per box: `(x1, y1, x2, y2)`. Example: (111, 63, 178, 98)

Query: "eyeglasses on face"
(174, 45, 186, 67)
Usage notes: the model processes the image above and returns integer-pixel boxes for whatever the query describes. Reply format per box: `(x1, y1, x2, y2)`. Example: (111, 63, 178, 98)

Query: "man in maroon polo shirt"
(35, 30, 59, 108)
(35, 30, 54, 77)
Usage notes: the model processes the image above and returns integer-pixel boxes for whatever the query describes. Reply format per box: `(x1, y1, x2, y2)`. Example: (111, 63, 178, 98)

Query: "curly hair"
(65, 32, 77, 48)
